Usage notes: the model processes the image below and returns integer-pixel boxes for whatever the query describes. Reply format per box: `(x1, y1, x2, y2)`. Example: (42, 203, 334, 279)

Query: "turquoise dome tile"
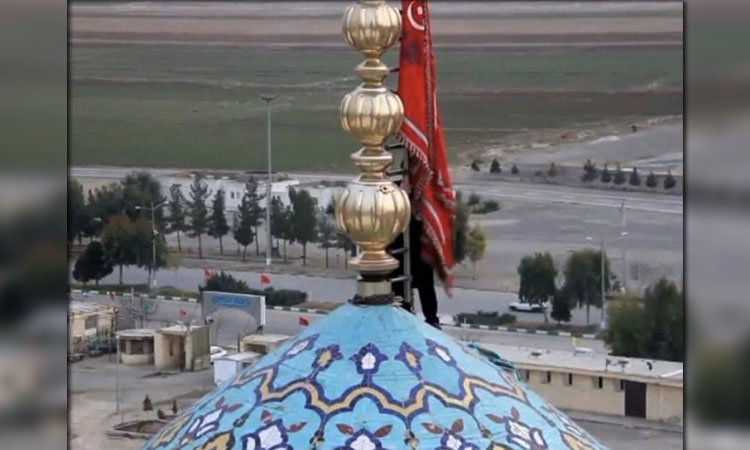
(143, 303, 608, 450)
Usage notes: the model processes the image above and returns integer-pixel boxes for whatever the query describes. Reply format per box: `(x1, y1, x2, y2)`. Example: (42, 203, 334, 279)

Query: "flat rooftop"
(242, 334, 290, 344)
(116, 329, 155, 339)
(216, 352, 262, 363)
(482, 342, 683, 385)
(69, 301, 114, 316)
(159, 324, 208, 335)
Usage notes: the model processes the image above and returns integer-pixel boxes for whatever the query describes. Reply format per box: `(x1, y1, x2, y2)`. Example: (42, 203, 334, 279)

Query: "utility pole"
(136, 201, 167, 289)
(150, 201, 156, 287)
(600, 237, 606, 329)
(620, 199, 628, 291)
(261, 94, 277, 267)
(115, 335, 121, 421)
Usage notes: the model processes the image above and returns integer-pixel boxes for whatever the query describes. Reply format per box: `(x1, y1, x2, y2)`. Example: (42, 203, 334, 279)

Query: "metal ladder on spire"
(385, 141, 413, 311)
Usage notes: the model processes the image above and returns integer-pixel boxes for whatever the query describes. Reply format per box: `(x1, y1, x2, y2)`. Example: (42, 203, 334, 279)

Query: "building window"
(565, 373, 573, 386)
(595, 376, 604, 389)
(524, 370, 530, 381)
(85, 316, 98, 330)
(542, 371, 552, 384)
(615, 379, 624, 392)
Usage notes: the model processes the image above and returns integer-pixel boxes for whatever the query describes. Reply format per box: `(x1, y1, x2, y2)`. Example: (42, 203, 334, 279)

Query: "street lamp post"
(586, 235, 606, 329)
(136, 201, 167, 289)
(261, 93, 277, 267)
(115, 334, 121, 420)
(620, 199, 628, 291)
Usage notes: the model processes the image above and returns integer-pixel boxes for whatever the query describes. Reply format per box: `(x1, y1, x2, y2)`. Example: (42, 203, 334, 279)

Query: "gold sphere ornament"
(335, 180, 410, 275)
(342, 1, 401, 59)
(340, 88, 403, 149)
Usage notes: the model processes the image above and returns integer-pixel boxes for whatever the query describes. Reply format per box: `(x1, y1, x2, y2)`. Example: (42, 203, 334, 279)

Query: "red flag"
(298, 316, 309, 327)
(203, 268, 213, 279)
(260, 273, 271, 285)
(179, 308, 187, 318)
(398, 0, 455, 290)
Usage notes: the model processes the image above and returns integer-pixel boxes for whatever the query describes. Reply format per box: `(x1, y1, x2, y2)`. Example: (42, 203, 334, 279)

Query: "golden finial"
(336, 0, 410, 300)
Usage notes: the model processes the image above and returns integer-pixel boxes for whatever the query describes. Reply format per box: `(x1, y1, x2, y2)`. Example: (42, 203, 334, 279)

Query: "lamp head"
(260, 94, 277, 103)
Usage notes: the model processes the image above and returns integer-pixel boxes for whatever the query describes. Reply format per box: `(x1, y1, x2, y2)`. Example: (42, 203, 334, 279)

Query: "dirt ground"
(69, 1, 683, 172)
(70, 2, 683, 43)
(69, 355, 215, 450)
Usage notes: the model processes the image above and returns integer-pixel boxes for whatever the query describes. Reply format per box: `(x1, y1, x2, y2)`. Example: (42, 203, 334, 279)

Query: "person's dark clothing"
(389, 219, 440, 329)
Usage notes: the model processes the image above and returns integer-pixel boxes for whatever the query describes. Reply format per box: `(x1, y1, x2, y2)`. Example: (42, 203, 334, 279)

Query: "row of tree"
(70, 173, 168, 285)
(72, 171, 498, 283)
(516, 250, 683, 361)
(471, 158, 520, 175)
(472, 158, 679, 191)
(70, 172, 357, 286)
(582, 159, 678, 189)
(517, 250, 613, 325)
(602, 279, 683, 362)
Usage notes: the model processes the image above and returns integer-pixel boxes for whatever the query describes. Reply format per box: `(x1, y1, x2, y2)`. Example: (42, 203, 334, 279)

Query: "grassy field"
(70, 44, 682, 171)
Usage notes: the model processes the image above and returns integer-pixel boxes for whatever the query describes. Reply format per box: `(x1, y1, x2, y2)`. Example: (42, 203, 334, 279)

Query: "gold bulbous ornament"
(342, 1, 401, 59)
(340, 87, 403, 149)
(335, 180, 410, 275)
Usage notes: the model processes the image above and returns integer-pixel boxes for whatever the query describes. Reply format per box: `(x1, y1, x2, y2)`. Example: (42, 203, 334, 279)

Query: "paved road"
(71, 166, 681, 215)
(453, 182, 682, 215)
(88, 264, 604, 326)
(73, 293, 606, 354)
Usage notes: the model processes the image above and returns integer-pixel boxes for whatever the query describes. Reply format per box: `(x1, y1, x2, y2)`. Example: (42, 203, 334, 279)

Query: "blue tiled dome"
(143, 303, 607, 449)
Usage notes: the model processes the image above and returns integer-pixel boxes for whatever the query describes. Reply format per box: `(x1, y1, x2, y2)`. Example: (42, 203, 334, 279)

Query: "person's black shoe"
(426, 320, 441, 330)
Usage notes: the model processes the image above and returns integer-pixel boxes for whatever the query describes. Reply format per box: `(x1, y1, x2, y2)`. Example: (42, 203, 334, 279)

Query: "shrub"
(468, 192, 481, 207)
(664, 171, 677, 190)
(551, 294, 571, 323)
(511, 164, 519, 175)
(470, 160, 480, 172)
(548, 162, 558, 178)
(473, 199, 501, 214)
(455, 311, 517, 327)
(482, 199, 501, 213)
(600, 164, 612, 183)
(646, 171, 658, 188)
(262, 288, 307, 307)
(629, 167, 641, 186)
(490, 158, 501, 174)
(580, 159, 597, 182)
(200, 271, 307, 307)
(613, 164, 626, 185)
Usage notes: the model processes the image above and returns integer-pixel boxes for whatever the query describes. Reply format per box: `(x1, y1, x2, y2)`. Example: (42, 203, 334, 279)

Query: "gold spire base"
(350, 251, 400, 276)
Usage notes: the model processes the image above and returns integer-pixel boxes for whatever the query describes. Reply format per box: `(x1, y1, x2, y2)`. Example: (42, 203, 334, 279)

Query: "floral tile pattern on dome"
(142, 304, 608, 450)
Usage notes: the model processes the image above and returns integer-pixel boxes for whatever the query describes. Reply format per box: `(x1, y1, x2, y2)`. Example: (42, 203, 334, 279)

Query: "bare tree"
(117, 295, 160, 328)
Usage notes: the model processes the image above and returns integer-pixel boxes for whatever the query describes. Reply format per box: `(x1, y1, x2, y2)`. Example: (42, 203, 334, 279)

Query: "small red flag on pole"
(179, 309, 187, 319)
(260, 273, 271, 284)
(299, 316, 309, 327)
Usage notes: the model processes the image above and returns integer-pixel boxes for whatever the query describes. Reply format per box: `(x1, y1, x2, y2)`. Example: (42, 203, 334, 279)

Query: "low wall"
(121, 352, 154, 366)
(525, 370, 624, 417)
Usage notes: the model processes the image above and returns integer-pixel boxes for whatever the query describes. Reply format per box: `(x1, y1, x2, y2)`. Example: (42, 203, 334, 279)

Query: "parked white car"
(509, 302, 547, 313)
(210, 346, 228, 364)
